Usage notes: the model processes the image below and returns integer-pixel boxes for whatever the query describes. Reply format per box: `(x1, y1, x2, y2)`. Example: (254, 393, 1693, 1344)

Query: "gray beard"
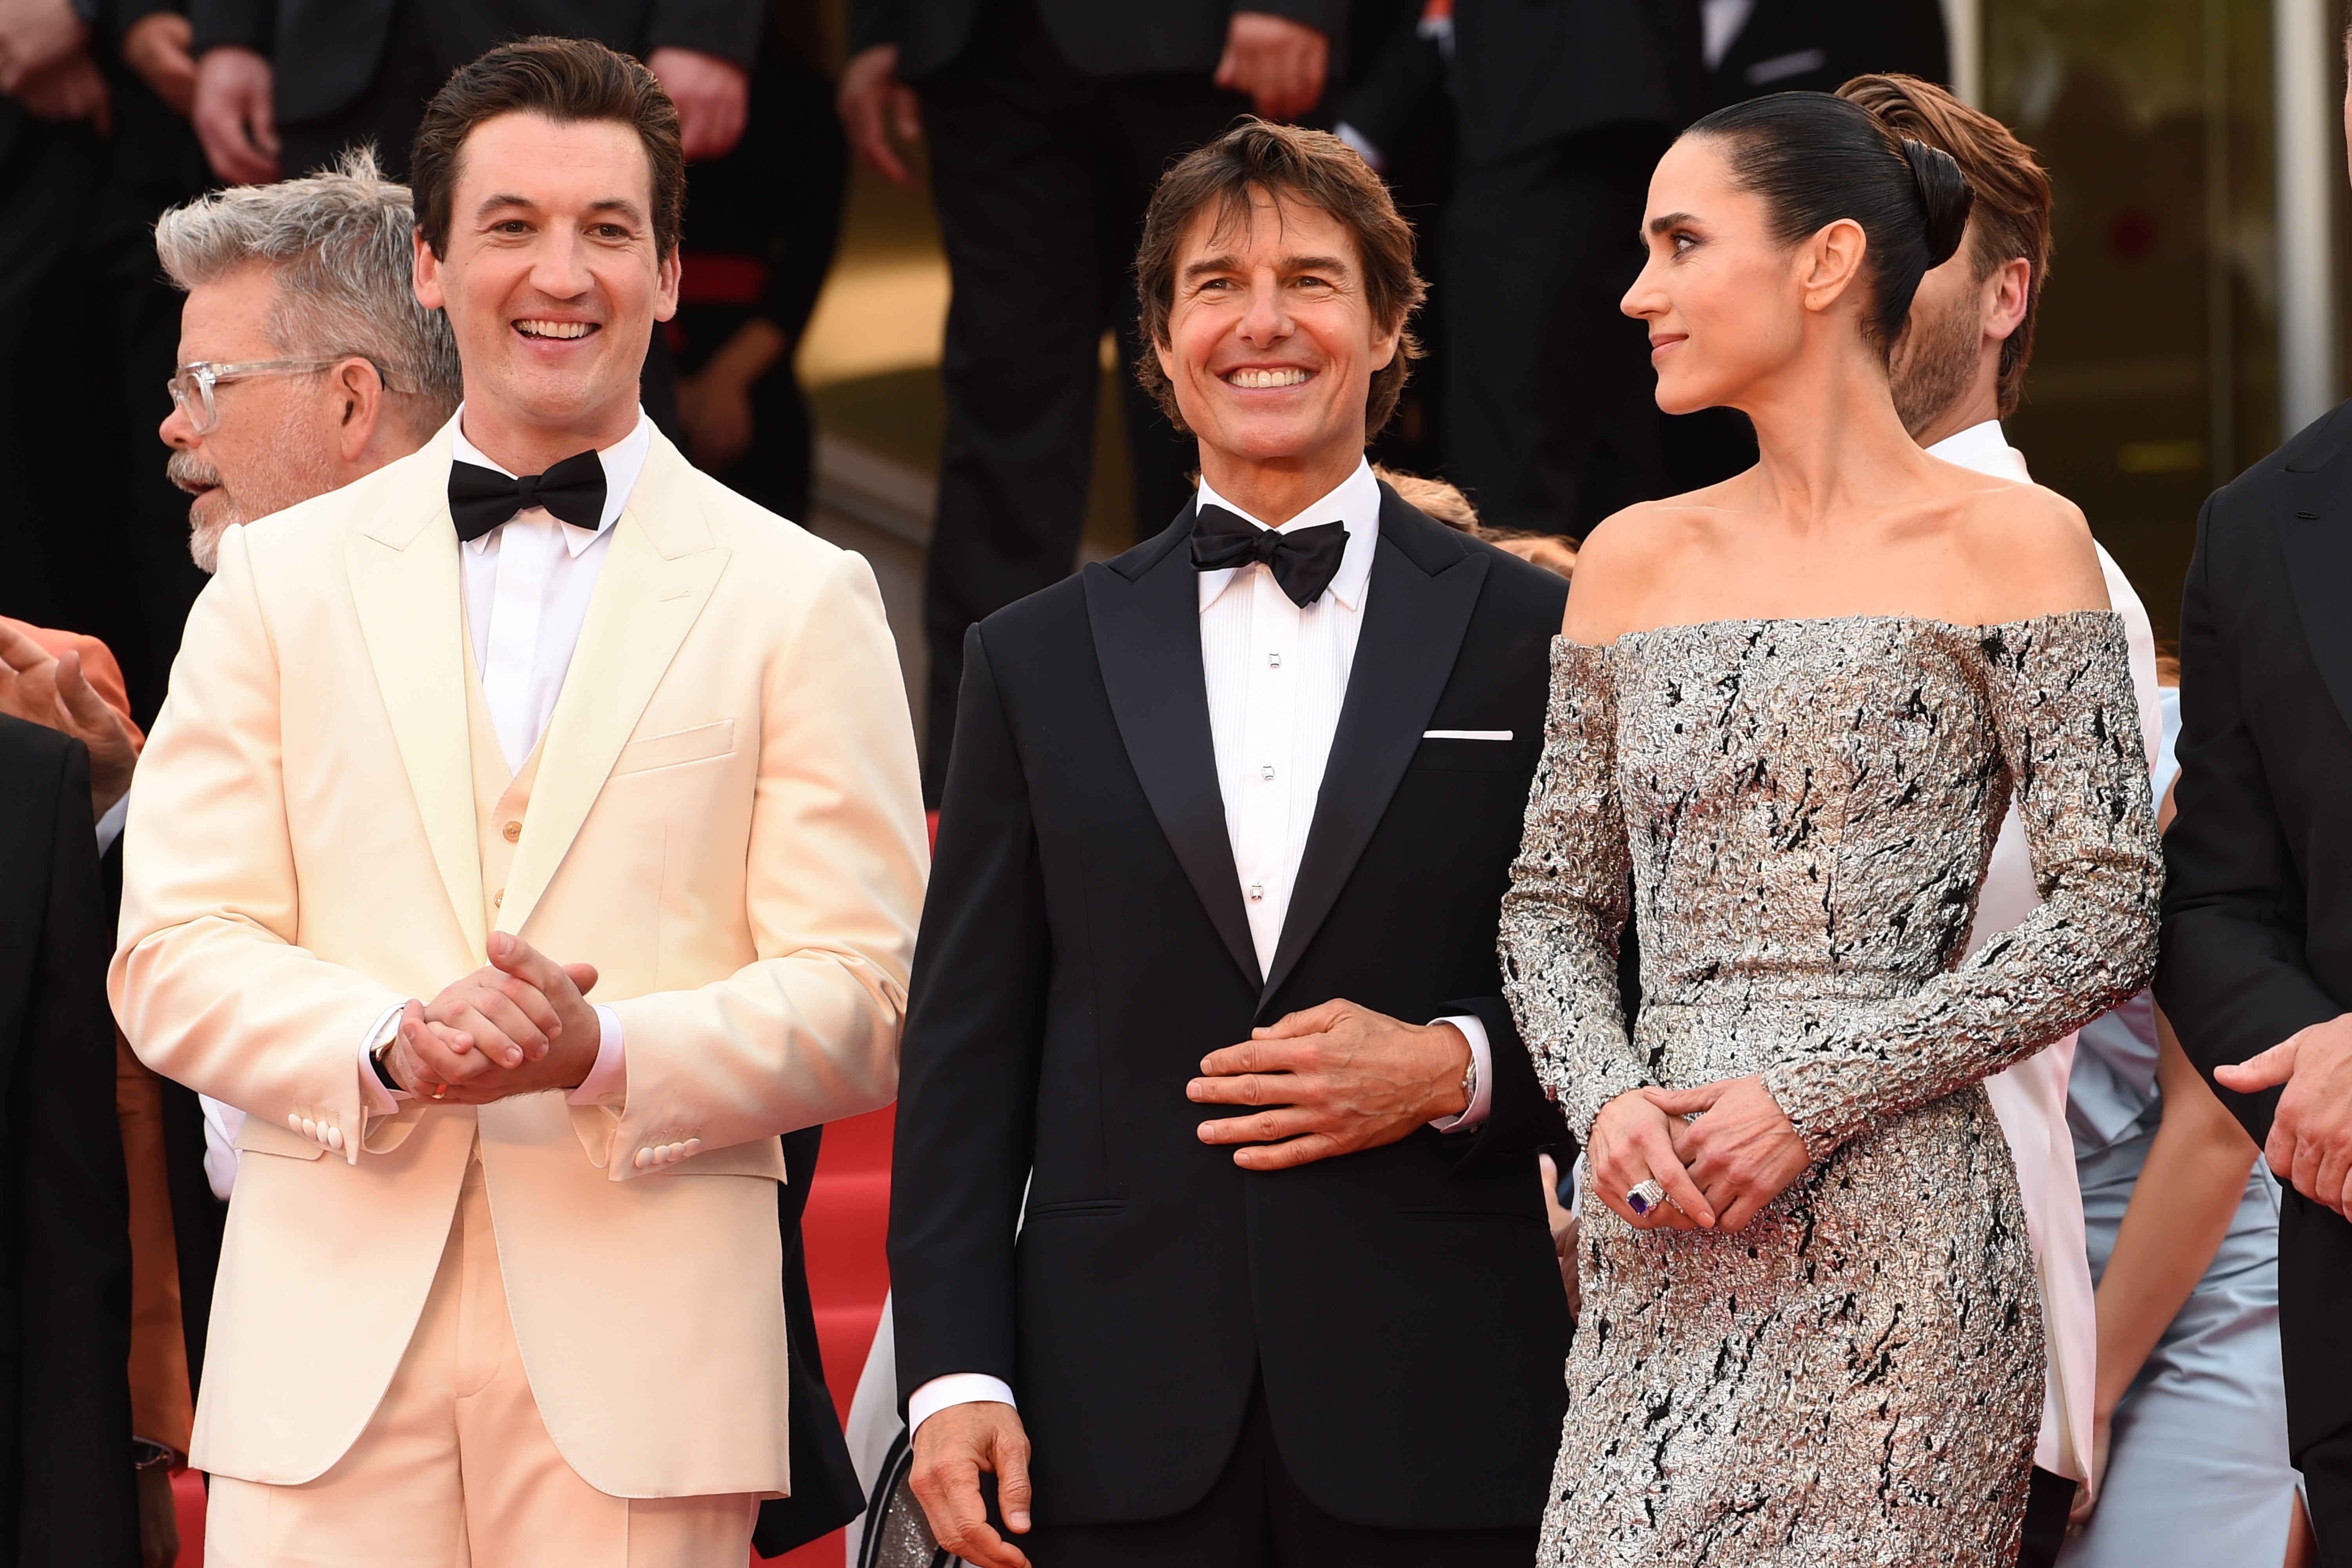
(1891, 296, 1984, 443)
(168, 403, 337, 573)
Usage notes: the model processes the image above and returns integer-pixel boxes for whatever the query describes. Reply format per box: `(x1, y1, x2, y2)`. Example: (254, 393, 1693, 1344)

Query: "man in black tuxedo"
(838, 0, 1347, 804)
(889, 121, 1572, 1568)
(1701, 0, 1946, 109)
(2156, 58, 2352, 1547)
(0, 715, 140, 1564)
(1442, 0, 1699, 537)
(184, 0, 761, 181)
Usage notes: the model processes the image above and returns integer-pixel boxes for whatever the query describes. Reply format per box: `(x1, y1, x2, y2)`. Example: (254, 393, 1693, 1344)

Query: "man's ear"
(1982, 256, 2031, 344)
(412, 228, 446, 311)
(332, 359, 385, 465)
(653, 247, 681, 324)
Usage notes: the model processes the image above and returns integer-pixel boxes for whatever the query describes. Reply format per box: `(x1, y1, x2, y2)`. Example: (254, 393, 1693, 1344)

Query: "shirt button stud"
(1259, 764, 1276, 781)
(1248, 882, 1265, 901)
(493, 889, 503, 907)
(1268, 652, 1283, 668)
(502, 821, 521, 842)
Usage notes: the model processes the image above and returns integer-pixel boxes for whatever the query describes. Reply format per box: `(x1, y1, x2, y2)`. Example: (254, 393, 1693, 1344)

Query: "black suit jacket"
(890, 488, 1573, 1531)
(189, 0, 764, 126)
(0, 719, 137, 1566)
(1450, 0, 1701, 166)
(849, 0, 1351, 85)
(2156, 398, 2352, 1457)
(1704, 0, 1946, 110)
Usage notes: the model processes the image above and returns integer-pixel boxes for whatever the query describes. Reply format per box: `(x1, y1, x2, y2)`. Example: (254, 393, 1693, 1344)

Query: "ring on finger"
(1625, 1178, 1668, 1216)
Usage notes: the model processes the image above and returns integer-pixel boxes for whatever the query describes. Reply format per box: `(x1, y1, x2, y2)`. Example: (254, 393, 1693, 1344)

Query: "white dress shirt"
(908, 458, 1494, 1435)
(276, 411, 653, 1171)
(1931, 417, 2162, 1485)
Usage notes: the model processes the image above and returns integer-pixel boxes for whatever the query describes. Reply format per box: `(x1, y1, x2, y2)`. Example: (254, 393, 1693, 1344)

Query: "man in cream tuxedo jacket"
(111, 38, 925, 1567)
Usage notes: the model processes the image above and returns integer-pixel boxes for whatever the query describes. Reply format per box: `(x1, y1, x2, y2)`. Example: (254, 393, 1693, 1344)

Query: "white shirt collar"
(1926, 418, 2033, 483)
(449, 404, 653, 555)
(1195, 457, 1382, 614)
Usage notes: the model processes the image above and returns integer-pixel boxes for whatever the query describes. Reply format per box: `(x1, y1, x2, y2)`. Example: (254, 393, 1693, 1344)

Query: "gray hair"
(155, 146, 462, 432)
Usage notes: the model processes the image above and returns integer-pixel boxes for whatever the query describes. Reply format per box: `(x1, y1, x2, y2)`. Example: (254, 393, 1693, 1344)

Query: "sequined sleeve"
(1499, 639, 1644, 1145)
(1761, 612, 2163, 1160)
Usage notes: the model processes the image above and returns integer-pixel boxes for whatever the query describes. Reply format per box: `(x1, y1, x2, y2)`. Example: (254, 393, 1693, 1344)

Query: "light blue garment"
(2058, 687, 2296, 1566)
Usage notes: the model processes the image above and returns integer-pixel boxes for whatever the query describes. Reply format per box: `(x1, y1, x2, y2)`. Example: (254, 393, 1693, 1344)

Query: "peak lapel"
(499, 439, 729, 934)
(2279, 464, 2352, 741)
(1083, 517, 1261, 987)
(1258, 505, 1487, 1009)
(345, 434, 486, 957)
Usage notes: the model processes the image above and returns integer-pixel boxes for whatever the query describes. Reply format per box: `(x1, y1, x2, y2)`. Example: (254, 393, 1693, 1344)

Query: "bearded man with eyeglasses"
(154, 145, 462, 573)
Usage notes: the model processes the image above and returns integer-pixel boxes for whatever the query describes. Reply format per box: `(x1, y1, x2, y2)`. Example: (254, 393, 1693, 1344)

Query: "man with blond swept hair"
(155, 145, 462, 573)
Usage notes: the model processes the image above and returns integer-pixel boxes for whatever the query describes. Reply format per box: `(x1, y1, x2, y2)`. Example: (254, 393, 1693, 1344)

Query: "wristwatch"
(370, 1036, 402, 1093)
(131, 1437, 174, 1473)
(1458, 1053, 1479, 1116)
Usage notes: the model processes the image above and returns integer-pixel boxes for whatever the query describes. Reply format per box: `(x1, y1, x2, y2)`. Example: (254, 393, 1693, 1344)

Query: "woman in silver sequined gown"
(1499, 97, 2164, 1567)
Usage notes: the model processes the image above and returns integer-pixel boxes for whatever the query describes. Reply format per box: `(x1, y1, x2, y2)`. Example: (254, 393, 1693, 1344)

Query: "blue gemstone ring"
(1625, 1179, 1668, 1216)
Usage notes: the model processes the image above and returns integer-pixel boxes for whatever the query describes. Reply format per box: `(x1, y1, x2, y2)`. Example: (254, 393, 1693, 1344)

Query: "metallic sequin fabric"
(1501, 613, 2161, 1567)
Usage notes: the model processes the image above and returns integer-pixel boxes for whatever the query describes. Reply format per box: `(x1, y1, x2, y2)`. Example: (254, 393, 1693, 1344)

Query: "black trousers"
(2282, 1191, 2352, 1563)
(1025, 1381, 1536, 1568)
(914, 0, 1239, 802)
(1442, 124, 1673, 538)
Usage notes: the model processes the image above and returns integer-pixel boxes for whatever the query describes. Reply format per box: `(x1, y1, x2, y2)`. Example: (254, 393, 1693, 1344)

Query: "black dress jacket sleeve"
(0, 718, 138, 1566)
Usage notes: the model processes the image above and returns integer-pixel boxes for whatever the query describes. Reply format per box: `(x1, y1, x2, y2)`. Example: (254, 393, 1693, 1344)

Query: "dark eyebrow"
(1648, 211, 1698, 236)
(1285, 254, 1349, 276)
(1181, 251, 1353, 283)
(1182, 253, 1244, 282)
(474, 194, 647, 224)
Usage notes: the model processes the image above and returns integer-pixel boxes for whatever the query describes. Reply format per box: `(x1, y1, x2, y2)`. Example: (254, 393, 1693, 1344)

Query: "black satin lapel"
(1259, 535, 1489, 1009)
(2279, 467, 2352, 740)
(1083, 550, 1261, 987)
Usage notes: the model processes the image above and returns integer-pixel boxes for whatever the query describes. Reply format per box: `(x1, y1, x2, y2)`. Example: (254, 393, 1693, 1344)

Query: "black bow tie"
(1189, 503, 1349, 608)
(448, 450, 607, 542)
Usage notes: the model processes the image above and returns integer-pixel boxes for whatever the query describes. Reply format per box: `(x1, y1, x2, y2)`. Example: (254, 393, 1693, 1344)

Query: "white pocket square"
(1422, 730, 1513, 740)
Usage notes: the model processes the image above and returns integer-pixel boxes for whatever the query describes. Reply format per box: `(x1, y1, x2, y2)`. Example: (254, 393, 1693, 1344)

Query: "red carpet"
(167, 1103, 898, 1568)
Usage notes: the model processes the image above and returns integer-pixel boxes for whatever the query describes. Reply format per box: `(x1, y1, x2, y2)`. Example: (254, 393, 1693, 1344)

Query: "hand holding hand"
(0, 622, 140, 815)
(2216, 1013, 2352, 1213)
(388, 935, 601, 1103)
(837, 44, 922, 185)
(647, 47, 747, 162)
(191, 45, 278, 184)
(908, 1402, 1032, 1568)
(1214, 13, 1329, 121)
(1190, 1000, 1468, 1171)
(1588, 1088, 1713, 1230)
(1650, 1076, 1811, 1233)
(2066, 1408, 2110, 1528)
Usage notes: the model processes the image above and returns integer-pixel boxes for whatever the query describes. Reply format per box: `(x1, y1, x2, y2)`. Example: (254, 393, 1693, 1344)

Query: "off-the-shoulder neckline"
(1557, 607, 2124, 653)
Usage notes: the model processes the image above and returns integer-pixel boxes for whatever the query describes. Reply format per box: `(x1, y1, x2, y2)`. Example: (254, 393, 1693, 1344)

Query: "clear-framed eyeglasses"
(165, 357, 415, 435)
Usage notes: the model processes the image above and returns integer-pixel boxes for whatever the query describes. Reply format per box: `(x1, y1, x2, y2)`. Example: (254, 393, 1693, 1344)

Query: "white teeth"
(517, 320, 594, 339)
(1228, 367, 1308, 388)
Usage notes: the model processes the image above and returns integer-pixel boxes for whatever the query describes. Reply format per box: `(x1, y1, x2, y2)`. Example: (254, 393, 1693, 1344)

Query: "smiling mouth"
(1225, 367, 1311, 388)
(515, 319, 599, 341)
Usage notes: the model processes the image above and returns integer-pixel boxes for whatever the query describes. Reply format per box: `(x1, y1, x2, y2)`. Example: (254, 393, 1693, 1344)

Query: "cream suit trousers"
(206, 1154, 756, 1567)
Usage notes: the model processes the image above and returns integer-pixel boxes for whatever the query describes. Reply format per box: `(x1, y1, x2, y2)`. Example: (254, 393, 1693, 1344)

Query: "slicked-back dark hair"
(1134, 119, 1425, 437)
(1686, 91, 1974, 357)
(411, 36, 684, 261)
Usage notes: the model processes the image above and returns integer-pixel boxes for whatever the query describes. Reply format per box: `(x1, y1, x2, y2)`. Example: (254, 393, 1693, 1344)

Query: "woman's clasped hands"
(1588, 1076, 1814, 1234)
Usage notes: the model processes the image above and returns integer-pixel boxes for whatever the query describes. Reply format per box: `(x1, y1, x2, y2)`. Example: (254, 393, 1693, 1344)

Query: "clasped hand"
(379, 932, 601, 1104)
(1588, 1075, 1811, 1234)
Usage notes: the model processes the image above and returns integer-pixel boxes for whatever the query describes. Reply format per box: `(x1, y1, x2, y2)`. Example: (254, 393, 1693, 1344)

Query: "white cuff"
(908, 1373, 1018, 1435)
(566, 1005, 626, 1106)
(359, 1000, 410, 1117)
(198, 1095, 246, 1201)
(1425, 1014, 1493, 1132)
(94, 793, 128, 855)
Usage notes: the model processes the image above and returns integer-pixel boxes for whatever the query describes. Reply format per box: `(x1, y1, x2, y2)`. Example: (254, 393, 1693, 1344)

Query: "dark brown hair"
(1838, 74, 2053, 417)
(410, 36, 685, 261)
(1134, 120, 1425, 437)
